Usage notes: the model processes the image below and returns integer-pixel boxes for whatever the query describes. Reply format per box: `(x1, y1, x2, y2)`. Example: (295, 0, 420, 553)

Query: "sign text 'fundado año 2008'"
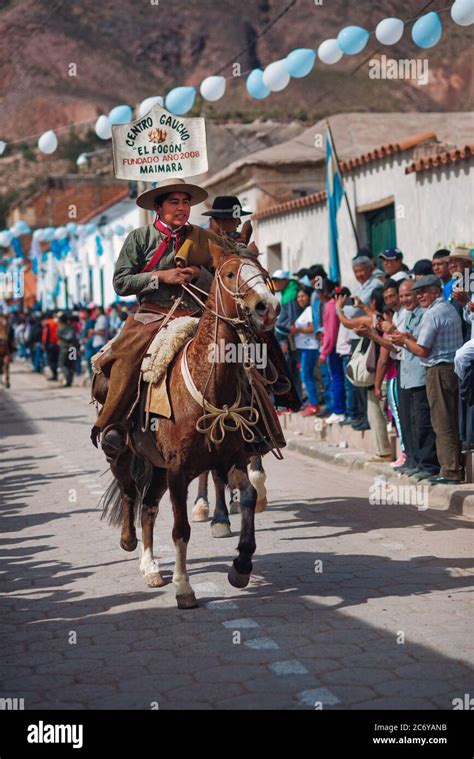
(112, 105, 208, 180)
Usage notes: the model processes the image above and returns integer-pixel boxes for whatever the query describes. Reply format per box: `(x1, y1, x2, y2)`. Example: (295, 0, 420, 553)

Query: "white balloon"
(54, 227, 68, 240)
(263, 60, 291, 92)
(375, 17, 405, 45)
(200, 75, 226, 101)
(95, 115, 112, 140)
(0, 141, 6, 155)
(38, 130, 58, 155)
(138, 96, 164, 117)
(451, 0, 474, 26)
(317, 38, 343, 65)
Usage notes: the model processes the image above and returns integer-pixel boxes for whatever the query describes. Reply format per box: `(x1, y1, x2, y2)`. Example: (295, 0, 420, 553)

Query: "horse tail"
(99, 478, 124, 527)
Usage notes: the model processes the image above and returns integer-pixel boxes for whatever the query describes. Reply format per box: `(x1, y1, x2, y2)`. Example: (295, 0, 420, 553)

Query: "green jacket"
(113, 223, 219, 309)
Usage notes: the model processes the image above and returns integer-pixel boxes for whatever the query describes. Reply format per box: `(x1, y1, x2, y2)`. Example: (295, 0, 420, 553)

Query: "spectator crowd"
(271, 246, 474, 486)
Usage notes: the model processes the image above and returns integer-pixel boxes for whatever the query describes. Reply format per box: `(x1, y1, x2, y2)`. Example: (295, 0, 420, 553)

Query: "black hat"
(201, 196, 252, 219)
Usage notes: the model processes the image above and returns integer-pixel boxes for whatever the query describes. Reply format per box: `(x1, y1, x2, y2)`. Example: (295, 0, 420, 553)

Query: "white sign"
(112, 105, 208, 180)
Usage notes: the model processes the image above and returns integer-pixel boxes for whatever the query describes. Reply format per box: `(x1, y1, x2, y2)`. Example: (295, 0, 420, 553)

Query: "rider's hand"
(151, 268, 196, 286)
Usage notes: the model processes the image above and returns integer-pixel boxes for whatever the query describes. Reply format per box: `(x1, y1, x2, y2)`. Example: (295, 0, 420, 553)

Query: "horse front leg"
(168, 470, 197, 609)
(227, 460, 257, 589)
(249, 454, 267, 512)
(139, 469, 168, 588)
(192, 470, 210, 522)
(210, 468, 232, 538)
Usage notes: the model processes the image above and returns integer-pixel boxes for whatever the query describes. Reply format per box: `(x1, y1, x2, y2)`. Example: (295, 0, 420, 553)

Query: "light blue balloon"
(114, 224, 125, 236)
(85, 223, 98, 235)
(411, 11, 442, 49)
(337, 26, 369, 55)
(13, 220, 31, 236)
(165, 87, 196, 116)
(43, 227, 55, 242)
(66, 222, 78, 234)
(246, 69, 270, 99)
(108, 105, 133, 125)
(286, 48, 316, 78)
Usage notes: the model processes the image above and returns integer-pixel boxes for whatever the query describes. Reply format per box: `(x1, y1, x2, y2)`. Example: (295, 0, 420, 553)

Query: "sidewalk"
(278, 414, 474, 518)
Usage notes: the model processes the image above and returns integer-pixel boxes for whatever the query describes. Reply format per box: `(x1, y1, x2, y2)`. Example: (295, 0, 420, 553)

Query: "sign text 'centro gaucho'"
(112, 104, 208, 180)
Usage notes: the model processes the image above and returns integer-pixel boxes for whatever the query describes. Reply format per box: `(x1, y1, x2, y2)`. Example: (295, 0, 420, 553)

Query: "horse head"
(208, 241, 280, 332)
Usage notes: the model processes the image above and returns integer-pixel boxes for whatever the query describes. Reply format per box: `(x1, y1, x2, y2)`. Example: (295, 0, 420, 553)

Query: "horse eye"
(227, 272, 235, 279)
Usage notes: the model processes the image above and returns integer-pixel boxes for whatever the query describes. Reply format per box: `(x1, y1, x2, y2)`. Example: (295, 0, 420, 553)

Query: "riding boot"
(100, 425, 128, 463)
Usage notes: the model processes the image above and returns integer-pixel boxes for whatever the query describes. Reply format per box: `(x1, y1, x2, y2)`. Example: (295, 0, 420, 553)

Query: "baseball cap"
(380, 248, 404, 260)
(271, 269, 291, 280)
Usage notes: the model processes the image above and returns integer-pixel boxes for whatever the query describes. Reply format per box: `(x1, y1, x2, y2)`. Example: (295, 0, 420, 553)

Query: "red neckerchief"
(141, 216, 186, 273)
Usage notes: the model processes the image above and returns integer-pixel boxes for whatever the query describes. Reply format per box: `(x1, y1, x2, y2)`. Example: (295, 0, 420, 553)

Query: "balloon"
(411, 11, 442, 49)
(66, 222, 78, 234)
(317, 39, 343, 65)
(12, 220, 31, 236)
(95, 115, 112, 140)
(0, 141, 6, 155)
(451, 0, 474, 26)
(38, 130, 58, 155)
(114, 224, 125, 236)
(43, 227, 55, 242)
(138, 96, 164, 117)
(337, 26, 369, 55)
(33, 229, 45, 242)
(0, 231, 13, 247)
(375, 17, 405, 45)
(246, 69, 270, 99)
(54, 227, 68, 240)
(263, 59, 291, 92)
(85, 223, 98, 235)
(200, 75, 226, 102)
(108, 105, 132, 125)
(165, 86, 196, 115)
(286, 48, 316, 78)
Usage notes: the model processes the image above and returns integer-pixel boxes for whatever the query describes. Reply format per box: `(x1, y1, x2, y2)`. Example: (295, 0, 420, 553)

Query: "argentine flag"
(326, 129, 344, 283)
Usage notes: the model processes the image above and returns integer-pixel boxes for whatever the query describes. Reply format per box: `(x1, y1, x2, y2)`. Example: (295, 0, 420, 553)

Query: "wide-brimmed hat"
(201, 196, 252, 219)
(447, 247, 473, 263)
(136, 177, 208, 211)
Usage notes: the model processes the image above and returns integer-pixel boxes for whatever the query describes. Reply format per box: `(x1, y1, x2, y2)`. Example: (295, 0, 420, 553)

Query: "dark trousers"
(45, 343, 59, 380)
(400, 384, 439, 474)
(426, 364, 461, 480)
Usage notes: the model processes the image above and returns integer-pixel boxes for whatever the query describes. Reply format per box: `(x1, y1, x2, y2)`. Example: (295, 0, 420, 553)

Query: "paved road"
(1, 364, 473, 710)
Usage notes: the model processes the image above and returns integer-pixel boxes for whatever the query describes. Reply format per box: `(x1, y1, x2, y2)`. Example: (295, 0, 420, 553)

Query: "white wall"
(256, 158, 473, 288)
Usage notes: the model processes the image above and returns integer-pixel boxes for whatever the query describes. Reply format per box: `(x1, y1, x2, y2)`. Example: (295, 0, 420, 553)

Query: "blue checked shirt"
(417, 297, 464, 367)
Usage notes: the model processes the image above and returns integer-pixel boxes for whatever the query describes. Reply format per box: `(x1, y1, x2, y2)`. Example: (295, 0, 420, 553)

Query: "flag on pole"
(326, 128, 344, 283)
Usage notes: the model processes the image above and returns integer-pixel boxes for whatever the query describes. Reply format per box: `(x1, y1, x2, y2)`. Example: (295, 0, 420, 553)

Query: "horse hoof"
(228, 565, 250, 589)
(177, 593, 198, 609)
(211, 522, 232, 538)
(255, 497, 268, 513)
(120, 537, 137, 552)
(146, 572, 166, 588)
(229, 501, 241, 515)
(192, 498, 209, 522)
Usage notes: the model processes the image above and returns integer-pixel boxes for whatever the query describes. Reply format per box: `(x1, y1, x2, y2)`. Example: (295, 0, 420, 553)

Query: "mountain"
(0, 0, 472, 139)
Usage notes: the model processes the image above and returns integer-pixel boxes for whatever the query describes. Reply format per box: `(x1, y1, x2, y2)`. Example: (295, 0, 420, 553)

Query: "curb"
(287, 435, 474, 518)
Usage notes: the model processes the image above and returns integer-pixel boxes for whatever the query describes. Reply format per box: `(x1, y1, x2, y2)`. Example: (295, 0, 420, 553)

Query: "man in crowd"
(42, 311, 59, 382)
(392, 279, 439, 480)
(379, 248, 409, 283)
(432, 249, 452, 298)
(391, 274, 464, 485)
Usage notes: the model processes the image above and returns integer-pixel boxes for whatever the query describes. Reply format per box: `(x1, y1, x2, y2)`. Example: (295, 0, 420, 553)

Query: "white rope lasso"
(181, 338, 260, 446)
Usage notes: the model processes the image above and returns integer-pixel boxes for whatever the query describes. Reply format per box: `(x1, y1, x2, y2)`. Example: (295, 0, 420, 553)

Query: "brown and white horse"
(101, 244, 281, 608)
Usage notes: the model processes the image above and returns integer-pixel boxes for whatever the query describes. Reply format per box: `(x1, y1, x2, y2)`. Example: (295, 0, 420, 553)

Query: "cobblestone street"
(1, 366, 473, 710)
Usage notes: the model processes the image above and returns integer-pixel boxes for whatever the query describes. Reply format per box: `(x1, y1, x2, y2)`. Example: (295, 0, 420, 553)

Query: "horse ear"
(208, 240, 225, 267)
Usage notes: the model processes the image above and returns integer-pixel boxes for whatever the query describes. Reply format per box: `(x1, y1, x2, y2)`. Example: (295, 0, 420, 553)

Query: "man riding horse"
(90, 177, 298, 460)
